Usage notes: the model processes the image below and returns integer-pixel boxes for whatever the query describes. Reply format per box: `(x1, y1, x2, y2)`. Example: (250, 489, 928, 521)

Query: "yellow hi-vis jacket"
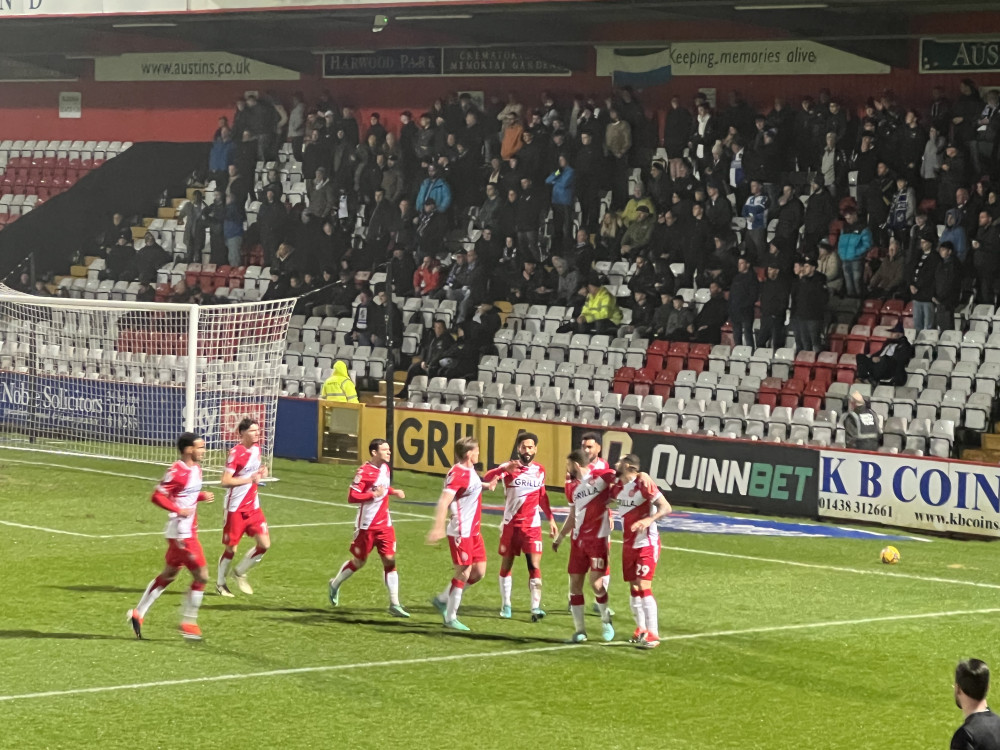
(321, 361, 359, 402)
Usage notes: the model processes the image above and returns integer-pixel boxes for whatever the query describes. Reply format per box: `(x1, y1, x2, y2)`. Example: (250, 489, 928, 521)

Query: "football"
(880, 546, 901, 565)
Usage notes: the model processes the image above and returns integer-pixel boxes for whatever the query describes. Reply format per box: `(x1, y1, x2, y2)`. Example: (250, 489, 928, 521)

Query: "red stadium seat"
(802, 380, 829, 411)
(652, 369, 675, 398)
(757, 377, 782, 408)
(779, 379, 805, 408)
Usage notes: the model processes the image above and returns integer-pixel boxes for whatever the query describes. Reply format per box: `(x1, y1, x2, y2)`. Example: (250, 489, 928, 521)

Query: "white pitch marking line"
(0, 519, 424, 540)
(0, 520, 98, 538)
(0, 607, 997, 704)
(661, 545, 1000, 591)
(3, 456, 998, 592)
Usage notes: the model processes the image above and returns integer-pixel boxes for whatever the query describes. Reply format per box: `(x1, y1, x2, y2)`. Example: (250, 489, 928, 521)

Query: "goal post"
(0, 286, 296, 475)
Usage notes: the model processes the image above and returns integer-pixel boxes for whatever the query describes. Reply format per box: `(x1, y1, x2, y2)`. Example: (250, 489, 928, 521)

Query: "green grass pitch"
(0, 449, 996, 749)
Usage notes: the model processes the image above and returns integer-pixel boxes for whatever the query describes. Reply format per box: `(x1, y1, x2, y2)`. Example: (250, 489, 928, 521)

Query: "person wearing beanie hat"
(856, 320, 913, 387)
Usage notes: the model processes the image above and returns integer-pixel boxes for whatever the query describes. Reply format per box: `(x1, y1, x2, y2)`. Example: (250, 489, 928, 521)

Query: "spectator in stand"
(414, 198, 448, 261)
(663, 96, 692, 180)
(515, 176, 544, 262)
(623, 288, 657, 338)
(306, 167, 335, 221)
(941, 208, 970, 264)
(685, 280, 727, 345)
(380, 154, 405, 206)
(895, 109, 926, 185)
(741, 180, 769, 262)
(689, 101, 717, 177)
(350, 288, 377, 346)
(953, 79, 984, 154)
(816, 240, 843, 296)
(820, 132, 846, 197)
(387, 245, 415, 297)
(907, 212, 939, 265)
(500, 113, 524, 161)
(621, 183, 656, 228)
(573, 131, 604, 232)
(867, 162, 896, 244)
(398, 319, 453, 399)
(256, 187, 287, 267)
(551, 255, 579, 306)
(837, 207, 872, 298)
(572, 227, 597, 275)
(605, 107, 632, 210)
(659, 294, 693, 340)
(856, 322, 914, 386)
(756, 263, 791, 348)
(790, 257, 828, 353)
(466, 300, 501, 356)
(512, 259, 555, 305)
(972, 210, 1000, 304)
(934, 241, 962, 331)
(728, 256, 759, 347)
(939, 142, 968, 212)
(363, 187, 394, 266)
(886, 174, 917, 244)
(803, 174, 837, 251)
(972, 88, 1000, 177)
(135, 232, 170, 285)
(909, 236, 940, 331)
(477, 183, 502, 232)
(619, 205, 654, 261)
(850, 133, 879, 217)
(704, 182, 733, 235)
(576, 273, 622, 334)
(209, 127, 236, 194)
(545, 154, 575, 253)
(104, 235, 135, 282)
(223, 193, 245, 267)
(921, 126, 945, 202)
(415, 163, 452, 215)
(226, 163, 250, 217)
(646, 161, 672, 213)
(868, 236, 907, 298)
(177, 191, 208, 264)
(205, 193, 227, 266)
(287, 92, 306, 161)
(302, 130, 331, 194)
(773, 183, 803, 247)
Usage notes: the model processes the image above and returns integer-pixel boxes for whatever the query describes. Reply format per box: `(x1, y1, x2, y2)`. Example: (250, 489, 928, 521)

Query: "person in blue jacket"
(209, 127, 236, 193)
(416, 163, 452, 214)
(836, 206, 872, 298)
(545, 154, 576, 253)
(741, 180, 769, 262)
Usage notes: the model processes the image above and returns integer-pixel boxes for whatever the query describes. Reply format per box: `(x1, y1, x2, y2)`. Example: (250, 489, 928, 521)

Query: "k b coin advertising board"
(818, 450, 1000, 539)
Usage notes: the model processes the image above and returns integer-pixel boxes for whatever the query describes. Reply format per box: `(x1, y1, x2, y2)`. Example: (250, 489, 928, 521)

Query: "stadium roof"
(0, 0, 996, 78)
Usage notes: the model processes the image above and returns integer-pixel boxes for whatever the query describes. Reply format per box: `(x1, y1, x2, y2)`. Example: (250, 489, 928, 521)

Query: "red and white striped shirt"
(349, 462, 394, 530)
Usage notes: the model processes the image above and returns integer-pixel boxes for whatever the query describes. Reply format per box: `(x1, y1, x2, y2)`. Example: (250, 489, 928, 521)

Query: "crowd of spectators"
(66, 79, 1000, 371)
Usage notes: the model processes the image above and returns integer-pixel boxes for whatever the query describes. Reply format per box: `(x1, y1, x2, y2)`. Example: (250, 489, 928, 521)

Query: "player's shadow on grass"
(278, 611, 567, 645)
(50, 585, 157, 595)
(206, 603, 331, 615)
(0, 630, 122, 641)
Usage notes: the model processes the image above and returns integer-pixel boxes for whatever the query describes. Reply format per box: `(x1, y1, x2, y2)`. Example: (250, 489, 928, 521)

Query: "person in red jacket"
(327, 438, 409, 617)
(413, 255, 441, 297)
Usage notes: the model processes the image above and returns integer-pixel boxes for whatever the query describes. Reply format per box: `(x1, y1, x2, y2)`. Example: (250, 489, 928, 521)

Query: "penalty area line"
(0, 607, 997, 703)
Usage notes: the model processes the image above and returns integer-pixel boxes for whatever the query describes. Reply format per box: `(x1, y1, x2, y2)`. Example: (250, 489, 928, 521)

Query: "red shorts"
(622, 541, 660, 582)
(498, 523, 543, 558)
(165, 536, 206, 571)
(222, 507, 268, 546)
(350, 525, 397, 561)
(568, 537, 610, 576)
(448, 533, 487, 566)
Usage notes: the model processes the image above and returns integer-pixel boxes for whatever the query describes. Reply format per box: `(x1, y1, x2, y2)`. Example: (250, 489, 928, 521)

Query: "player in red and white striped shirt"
(609, 454, 671, 649)
(216, 418, 269, 597)
(127, 432, 214, 641)
(328, 438, 409, 618)
(427, 437, 498, 632)
(579, 432, 613, 608)
(553, 448, 618, 643)
(483, 432, 557, 622)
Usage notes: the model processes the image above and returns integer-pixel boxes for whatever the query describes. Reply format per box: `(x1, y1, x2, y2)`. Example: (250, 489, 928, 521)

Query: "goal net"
(0, 286, 296, 475)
